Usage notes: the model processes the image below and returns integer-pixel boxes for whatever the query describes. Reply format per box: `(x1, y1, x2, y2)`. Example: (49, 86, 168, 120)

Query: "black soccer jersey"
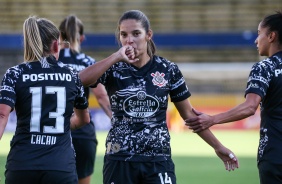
(59, 48, 96, 140)
(0, 56, 87, 171)
(245, 51, 282, 164)
(95, 55, 190, 162)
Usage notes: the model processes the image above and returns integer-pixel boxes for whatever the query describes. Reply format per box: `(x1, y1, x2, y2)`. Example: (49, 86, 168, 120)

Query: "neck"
(268, 42, 282, 57)
(132, 54, 151, 68)
(268, 47, 282, 57)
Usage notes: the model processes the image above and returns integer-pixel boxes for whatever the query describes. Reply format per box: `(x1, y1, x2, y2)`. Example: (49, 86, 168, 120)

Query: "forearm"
(98, 99, 112, 118)
(0, 105, 11, 140)
(0, 119, 8, 140)
(197, 128, 223, 150)
(79, 52, 121, 87)
(212, 93, 260, 125)
(213, 102, 257, 125)
(92, 85, 112, 118)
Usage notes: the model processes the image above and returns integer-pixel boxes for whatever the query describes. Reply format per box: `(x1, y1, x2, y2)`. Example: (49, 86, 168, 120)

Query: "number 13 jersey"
(0, 56, 87, 172)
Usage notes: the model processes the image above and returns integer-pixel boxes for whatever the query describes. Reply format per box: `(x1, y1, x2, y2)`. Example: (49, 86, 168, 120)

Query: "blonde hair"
(23, 16, 59, 62)
(59, 15, 83, 53)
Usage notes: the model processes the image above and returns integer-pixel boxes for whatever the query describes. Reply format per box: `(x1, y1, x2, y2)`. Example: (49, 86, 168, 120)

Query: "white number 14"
(158, 172, 172, 184)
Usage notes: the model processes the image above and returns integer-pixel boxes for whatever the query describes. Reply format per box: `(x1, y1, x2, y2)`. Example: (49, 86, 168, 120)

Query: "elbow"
(77, 111, 91, 127)
(75, 116, 89, 130)
(79, 108, 90, 125)
(84, 116, 90, 125)
(84, 80, 97, 88)
(80, 79, 96, 88)
(79, 70, 97, 87)
(81, 113, 90, 125)
(246, 105, 257, 116)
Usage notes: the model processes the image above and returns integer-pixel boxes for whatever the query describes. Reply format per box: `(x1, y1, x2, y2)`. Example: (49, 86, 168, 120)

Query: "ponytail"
(23, 16, 59, 62)
(59, 15, 82, 53)
(24, 16, 43, 61)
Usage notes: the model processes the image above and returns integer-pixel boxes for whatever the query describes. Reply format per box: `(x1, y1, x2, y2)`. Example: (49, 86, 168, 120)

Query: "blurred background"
(2, 0, 281, 132)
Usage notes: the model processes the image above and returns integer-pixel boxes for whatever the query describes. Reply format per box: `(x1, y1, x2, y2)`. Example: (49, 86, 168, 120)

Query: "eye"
(257, 30, 261, 35)
(133, 31, 141, 37)
(120, 32, 127, 38)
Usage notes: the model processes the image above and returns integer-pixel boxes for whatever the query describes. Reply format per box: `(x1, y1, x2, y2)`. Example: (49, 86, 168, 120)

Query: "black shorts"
(5, 170, 78, 184)
(258, 161, 282, 184)
(103, 157, 176, 184)
(72, 138, 97, 179)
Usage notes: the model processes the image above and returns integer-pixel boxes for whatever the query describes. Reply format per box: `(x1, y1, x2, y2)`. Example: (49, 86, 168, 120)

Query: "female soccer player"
(0, 16, 136, 184)
(186, 11, 282, 184)
(0, 16, 90, 184)
(58, 15, 111, 184)
(79, 10, 239, 184)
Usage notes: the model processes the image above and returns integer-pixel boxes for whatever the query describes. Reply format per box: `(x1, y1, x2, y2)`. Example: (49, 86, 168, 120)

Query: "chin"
(259, 52, 268, 57)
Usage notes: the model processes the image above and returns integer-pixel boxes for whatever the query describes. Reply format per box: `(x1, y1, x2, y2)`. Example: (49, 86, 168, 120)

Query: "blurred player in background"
(79, 10, 239, 184)
(0, 16, 90, 184)
(58, 14, 111, 184)
(186, 11, 282, 184)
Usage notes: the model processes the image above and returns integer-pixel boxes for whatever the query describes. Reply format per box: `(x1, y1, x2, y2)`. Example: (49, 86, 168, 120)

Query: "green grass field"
(0, 130, 260, 184)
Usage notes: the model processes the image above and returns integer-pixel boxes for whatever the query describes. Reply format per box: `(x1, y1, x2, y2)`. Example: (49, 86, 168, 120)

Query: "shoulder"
(2, 62, 30, 84)
(252, 57, 279, 72)
(5, 62, 29, 76)
(77, 53, 95, 65)
(154, 55, 177, 66)
(58, 61, 78, 74)
(112, 61, 130, 69)
(153, 55, 180, 71)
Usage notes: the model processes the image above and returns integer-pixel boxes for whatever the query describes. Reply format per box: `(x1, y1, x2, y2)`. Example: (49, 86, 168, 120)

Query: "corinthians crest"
(151, 71, 168, 87)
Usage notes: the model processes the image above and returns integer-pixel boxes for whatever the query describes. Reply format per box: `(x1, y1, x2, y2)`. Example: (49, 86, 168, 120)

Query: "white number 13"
(30, 86, 66, 133)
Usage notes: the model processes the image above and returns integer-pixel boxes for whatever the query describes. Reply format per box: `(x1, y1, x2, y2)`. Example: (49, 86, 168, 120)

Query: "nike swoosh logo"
(120, 76, 131, 80)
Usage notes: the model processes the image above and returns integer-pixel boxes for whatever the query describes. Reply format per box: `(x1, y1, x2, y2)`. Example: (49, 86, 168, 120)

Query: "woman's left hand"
(215, 146, 239, 171)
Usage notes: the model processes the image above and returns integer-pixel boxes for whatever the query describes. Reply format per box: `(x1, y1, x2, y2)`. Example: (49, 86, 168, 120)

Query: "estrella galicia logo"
(151, 71, 168, 87)
(123, 91, 159, 118)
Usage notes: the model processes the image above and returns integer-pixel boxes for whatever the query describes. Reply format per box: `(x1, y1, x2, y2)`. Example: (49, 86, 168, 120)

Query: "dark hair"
(261, 10, 282, 43)
(116, 10, 156, 58)
(59, 15, 83, 52)
(23, 16, 59, 61)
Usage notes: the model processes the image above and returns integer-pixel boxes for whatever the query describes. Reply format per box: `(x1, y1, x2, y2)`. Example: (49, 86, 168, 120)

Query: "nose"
(254, 37, 258, 44)
(126, 35, 133, 44)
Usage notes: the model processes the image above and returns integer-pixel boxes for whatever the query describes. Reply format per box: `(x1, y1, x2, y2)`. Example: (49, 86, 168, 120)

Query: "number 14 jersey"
(96, 55, 191, 162)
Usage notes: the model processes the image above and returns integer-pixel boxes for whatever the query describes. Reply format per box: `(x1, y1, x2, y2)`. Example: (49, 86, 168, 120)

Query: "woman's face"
(255, 22, 270, 57)
(119, 19, 151, 59)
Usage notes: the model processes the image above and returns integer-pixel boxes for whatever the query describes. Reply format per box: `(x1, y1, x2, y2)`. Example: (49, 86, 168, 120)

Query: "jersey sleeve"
(89, 67, 109, 88)
(84, 55, 96, 66)
(68, 67, 89, 109)
(169, 63, 191, 102)
(245, 60, 273, 99)
(0, 66, 20, 109)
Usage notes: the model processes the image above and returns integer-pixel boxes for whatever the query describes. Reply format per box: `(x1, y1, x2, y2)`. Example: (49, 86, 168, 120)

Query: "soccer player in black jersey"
(0, 16, 90, 184)
(79, 10, 239, 184)
(0, 16, 135, 184)
(58, 15, 111, 184)
(186, 11, 282, 184)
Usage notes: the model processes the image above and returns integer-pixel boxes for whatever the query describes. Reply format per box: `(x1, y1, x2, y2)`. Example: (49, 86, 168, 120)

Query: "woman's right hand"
(117, 45, 139, 63)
